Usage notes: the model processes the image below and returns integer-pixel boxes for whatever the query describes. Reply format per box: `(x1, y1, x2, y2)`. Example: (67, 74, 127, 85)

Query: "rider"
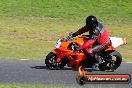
(70, 15, 110, 65)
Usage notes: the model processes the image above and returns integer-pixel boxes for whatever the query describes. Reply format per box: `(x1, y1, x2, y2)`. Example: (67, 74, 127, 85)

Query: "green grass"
(0, 0, 131, 61)
(0, 17, 78, 60)
(0, 84, 65, 88)
(0, 84, 82, 88)
(0, 0, 131, 21)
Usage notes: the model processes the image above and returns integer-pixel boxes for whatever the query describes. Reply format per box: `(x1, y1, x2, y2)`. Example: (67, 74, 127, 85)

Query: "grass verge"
(0, 0, 131, 61)
(0, 17, 131, 62)
(0, 84, 65, 88)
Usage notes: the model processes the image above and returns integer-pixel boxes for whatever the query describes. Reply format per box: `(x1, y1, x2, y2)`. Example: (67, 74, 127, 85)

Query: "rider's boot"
(92, 54, 102, 68)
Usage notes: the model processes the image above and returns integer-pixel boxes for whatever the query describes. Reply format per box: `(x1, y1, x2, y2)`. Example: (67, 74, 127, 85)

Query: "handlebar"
(60, 34, 74, 42)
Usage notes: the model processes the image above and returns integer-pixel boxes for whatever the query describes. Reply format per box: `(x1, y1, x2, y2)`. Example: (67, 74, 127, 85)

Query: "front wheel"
(45, 52, 69, 70)
(45, 52, 62, 70)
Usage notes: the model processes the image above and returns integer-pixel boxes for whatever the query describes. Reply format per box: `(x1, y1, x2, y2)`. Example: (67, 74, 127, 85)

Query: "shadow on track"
(31, 66, 75, 70)
(30, 66, 100, 72)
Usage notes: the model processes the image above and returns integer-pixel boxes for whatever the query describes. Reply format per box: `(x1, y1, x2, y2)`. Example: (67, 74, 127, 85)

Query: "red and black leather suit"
(72, 22, 110, 56)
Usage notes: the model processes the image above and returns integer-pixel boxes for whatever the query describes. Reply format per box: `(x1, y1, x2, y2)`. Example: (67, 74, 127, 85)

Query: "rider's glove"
(61, 33, 74, 42)
(72, 33, 77, 37)
(65, 33, 73, 40)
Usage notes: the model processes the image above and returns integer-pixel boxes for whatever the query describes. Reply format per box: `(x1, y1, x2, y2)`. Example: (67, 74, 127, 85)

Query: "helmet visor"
(86, 21, 97, 29)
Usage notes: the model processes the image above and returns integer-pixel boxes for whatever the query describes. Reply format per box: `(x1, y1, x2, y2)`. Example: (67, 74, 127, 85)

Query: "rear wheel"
(98, 51, 122, 72)
(98, 62, 108, 71)
(109, 51, 122, 70)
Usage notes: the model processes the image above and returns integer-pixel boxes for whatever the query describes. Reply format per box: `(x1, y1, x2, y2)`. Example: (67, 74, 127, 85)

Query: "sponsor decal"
(76, 74, 131, 85)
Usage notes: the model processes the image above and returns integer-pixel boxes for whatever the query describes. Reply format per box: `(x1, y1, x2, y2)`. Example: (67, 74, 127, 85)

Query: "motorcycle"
(45, 34, 127, 71)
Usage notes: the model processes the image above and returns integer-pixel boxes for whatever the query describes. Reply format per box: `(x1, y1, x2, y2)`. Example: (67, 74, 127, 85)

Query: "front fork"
(52, 50, 65, 63)
(52, 49, 80, 68)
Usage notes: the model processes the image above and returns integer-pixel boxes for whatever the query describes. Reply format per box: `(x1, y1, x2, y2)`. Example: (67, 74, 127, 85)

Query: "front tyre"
(45, 52, 63, 70)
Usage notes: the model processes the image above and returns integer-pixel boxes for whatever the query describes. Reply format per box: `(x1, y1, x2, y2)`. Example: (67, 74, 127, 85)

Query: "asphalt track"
(0, 60, 131, 88)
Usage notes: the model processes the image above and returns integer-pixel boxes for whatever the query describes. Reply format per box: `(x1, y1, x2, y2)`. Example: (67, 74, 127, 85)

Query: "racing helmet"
(86, 15, 98, 30)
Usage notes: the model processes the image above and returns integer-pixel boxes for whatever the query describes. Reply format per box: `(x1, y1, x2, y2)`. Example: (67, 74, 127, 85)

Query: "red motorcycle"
(45, 34, 127, 71)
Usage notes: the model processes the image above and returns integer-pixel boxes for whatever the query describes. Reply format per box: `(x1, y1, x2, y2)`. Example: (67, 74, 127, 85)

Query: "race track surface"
(0, 60, 131, 88)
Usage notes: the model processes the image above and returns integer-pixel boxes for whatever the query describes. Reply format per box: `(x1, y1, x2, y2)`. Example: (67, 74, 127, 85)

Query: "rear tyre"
(109, 51, 122, 70)
(98, 62, 108, 71)
(98, 51, 122, 71)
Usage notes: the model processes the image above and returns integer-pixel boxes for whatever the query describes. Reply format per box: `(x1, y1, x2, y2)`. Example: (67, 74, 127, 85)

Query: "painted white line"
(20, 59, 29, 61)
(123, 62, 132, 63)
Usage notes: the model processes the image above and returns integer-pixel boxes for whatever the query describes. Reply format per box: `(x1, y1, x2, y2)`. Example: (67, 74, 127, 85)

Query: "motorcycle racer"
(45, 16, 126, 70)
(70, 15, 110, 65)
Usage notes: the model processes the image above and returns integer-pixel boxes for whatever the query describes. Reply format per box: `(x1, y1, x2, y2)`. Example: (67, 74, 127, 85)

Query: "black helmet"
(86, 15, 98, 30)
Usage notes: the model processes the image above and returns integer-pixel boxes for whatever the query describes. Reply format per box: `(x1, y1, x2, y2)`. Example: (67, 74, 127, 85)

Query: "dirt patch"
(0, 30, 58, 41)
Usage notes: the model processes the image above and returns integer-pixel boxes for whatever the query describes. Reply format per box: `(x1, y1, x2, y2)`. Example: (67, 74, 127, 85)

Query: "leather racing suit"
(72, 22, 110, 60)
